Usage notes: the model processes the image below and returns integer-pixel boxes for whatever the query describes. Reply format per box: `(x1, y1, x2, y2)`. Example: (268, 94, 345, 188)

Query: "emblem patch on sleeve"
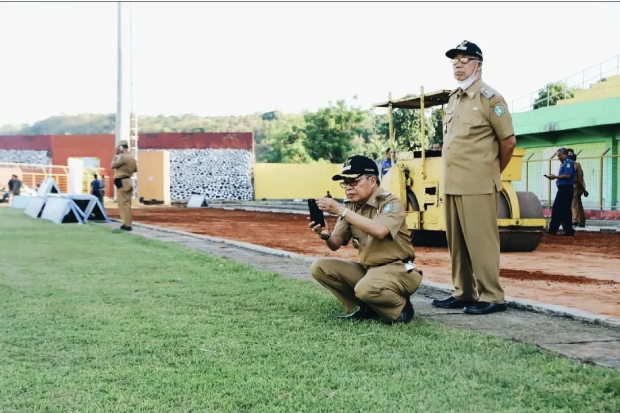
(493, 105, 506, 117)
(382, 204, 394, 213)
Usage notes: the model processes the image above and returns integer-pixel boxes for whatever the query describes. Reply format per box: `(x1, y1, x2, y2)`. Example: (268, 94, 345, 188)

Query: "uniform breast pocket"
(443, 115, 453, 135)
(462, 115, 483, 126)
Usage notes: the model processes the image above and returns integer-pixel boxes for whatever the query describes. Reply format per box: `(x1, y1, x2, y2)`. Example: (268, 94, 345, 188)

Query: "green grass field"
(0, 209, 618, 412)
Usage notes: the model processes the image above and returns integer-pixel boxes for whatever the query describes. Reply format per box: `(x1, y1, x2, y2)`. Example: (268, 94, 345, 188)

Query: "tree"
(533, 82, 574, 109)
(303, 100, 367, 163)
(376, 107, 439, 151)
(429, 108, 444, 146)
(263, 126, 311, 163)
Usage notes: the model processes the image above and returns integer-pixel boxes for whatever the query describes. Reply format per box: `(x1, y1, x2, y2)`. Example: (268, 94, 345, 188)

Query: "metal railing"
(514, 151, 619, 211)
(512, 54, 620, 113)
(0, 162, 110, 196)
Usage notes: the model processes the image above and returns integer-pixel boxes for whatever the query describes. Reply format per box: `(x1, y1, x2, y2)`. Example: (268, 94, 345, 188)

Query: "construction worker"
(111, 140, 138, 231)
(308, 155, 422, 324)
(545, 148, 575, 236)
(567, 148, 588, 227)
(432, 40, 516, 315)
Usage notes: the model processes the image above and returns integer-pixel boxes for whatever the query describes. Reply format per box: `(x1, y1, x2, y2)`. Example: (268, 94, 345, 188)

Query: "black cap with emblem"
(445, 40, 483, 62)
(332, 155, 379, 181)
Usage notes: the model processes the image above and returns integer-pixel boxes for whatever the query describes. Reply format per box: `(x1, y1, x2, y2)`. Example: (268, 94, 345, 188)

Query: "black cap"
(445, 40, 483, 62)
(332, 155, 379, 181)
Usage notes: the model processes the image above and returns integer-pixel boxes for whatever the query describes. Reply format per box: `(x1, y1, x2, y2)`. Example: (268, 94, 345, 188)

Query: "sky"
(0, 2, 619, 127)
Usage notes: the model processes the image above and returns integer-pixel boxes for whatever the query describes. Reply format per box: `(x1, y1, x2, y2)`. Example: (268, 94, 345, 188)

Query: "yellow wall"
(254, 163, 346, 200)
(138, 151, 171, 204)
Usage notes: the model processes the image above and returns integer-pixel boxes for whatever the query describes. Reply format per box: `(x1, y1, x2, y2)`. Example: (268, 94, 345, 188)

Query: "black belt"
(116, 176, 130, 180)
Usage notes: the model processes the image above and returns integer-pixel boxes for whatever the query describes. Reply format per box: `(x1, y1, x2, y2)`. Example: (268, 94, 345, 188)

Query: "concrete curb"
(109, 218, 620, 329)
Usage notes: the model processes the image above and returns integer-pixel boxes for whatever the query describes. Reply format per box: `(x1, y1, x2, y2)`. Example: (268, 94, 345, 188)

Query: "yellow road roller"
(374, 88, 548, 252)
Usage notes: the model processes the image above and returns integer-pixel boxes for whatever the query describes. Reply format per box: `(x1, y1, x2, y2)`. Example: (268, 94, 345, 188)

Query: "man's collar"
(358, 186, 384, 208)
(460, 79, 484, 99)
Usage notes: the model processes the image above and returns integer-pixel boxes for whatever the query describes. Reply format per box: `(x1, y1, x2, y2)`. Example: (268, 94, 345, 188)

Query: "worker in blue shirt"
(544, 148, 576, 236)
(91, 174, 102, 204)
(381, 148, 396, 177)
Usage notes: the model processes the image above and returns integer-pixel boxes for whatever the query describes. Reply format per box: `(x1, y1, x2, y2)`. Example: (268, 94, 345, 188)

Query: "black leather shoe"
(392, 299, 414, 324)
(578, 224, 585, 228)
(431, 296, 475, 309)
(336, 305, 379, 320)
(120, 225, 133, 232)
(561, 232, 574, 236)
(463, 302, 507, 315)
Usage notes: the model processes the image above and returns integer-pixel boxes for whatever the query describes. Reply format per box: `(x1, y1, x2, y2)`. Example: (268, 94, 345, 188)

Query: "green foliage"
(430, 108, 444, 146)
(0, 98, 443, 163)
(533, 82, 575, 109)
(303, 100, 367, 163)
(376, 107, 441, 151)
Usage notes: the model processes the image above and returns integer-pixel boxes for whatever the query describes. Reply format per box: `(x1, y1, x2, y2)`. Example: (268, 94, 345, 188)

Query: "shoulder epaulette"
(377, 192, 392, 199)
(481, 86, 496, 99)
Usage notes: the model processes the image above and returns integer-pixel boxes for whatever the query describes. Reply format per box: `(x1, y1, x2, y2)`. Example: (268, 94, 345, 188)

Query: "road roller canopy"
(373, 89, 452, 109)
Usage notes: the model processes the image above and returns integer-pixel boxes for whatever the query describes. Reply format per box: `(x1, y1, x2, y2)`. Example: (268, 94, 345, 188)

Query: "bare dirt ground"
(108, 207, 620, 317)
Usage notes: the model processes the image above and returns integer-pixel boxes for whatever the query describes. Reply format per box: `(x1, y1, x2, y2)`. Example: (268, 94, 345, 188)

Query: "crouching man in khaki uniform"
(309, 155, 422, 324)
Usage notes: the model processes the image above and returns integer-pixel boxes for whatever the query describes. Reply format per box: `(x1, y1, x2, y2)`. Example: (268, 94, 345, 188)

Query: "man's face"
(452, 53, 480, 81)
(557, 151, 567, 162)
(343, 175, 376, 203)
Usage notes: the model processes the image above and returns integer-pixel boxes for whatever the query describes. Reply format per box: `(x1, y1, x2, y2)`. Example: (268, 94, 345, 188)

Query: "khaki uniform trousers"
(572, 192, 585, 226)
(311, 258, 423, 322)
(444, 192, 504, 304)
(117, 178, 133, 227)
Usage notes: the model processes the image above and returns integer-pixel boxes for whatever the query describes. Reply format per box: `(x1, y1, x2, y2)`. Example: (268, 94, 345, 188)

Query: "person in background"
(8, 174, 22, 205)
(325, 191, 333, 199)
(99, 174, 107, 205)
(381, 148, 396, 177)
(111, 141, 138, 231)
(567, 148, 588, 228)
(91, 174, 102, 204)
(545, 148, 576, 236)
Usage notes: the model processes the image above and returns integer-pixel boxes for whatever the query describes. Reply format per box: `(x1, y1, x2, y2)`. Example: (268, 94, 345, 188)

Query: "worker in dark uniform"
(91, 174, 103, 204)
(545, 148, 575, 236)
(308, 155, 422, 324)
(111, 140, 138, 231)
(567, 149, 588, 227)
(432, 40, 516, 315)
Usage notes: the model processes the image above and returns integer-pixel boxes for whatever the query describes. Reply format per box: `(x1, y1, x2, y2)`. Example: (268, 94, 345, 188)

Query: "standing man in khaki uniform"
(431, 40, 516, 315)
(567, 149, 588, 227)
(308, 155, 423, 324)
(111, 140, 138, 231)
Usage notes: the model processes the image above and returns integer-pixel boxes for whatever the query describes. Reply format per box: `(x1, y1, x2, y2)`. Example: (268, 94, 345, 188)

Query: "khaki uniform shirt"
(331, 187, 415, 267)
(574, 161, 586, 195)
(442, 80, 515, 195)
(111, 153, 138, 178)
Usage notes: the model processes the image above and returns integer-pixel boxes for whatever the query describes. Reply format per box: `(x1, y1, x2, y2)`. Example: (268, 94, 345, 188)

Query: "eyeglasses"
(451, 57, 478, 65)
(339, 176, 368, 189)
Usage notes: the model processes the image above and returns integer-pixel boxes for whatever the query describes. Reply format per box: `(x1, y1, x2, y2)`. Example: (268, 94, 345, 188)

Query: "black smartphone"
(307, 199, 325, 228)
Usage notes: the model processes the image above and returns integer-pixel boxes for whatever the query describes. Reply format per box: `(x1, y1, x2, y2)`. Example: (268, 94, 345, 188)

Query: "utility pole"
(115, 2, 130, 148)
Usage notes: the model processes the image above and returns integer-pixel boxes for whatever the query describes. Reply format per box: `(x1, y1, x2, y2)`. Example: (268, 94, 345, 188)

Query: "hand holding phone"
(308, 199, 326, 228)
